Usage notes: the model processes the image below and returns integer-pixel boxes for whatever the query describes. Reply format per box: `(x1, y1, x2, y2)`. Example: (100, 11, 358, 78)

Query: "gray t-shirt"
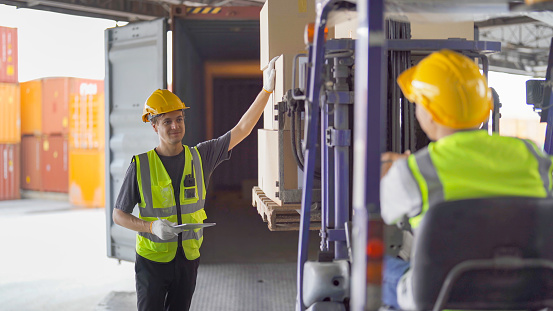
(115, 131, 232, 213)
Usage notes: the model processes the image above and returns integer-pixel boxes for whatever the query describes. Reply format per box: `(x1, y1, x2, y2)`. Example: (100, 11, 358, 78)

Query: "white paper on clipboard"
(171, 223, 216, 230)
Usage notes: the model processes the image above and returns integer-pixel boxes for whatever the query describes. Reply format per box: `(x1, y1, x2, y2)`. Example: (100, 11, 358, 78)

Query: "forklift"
(291, 1, 553, 311)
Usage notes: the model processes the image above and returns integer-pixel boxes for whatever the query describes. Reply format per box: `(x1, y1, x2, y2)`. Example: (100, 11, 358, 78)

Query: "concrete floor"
(0, 199, 135, 311)
(0, 191, 320, 311)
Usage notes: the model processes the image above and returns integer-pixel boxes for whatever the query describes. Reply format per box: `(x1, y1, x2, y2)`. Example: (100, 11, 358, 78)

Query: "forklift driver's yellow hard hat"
(397, 49, 493, 129)
(142, 89, 189, 122)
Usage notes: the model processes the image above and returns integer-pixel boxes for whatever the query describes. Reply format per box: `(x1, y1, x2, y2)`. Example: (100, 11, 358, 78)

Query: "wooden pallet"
(252, 186, 321, 231)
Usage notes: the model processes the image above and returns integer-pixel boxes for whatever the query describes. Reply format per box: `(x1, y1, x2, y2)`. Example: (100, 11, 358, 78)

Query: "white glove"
(150, 219, 180, 240)
(263, 56, 279, 93)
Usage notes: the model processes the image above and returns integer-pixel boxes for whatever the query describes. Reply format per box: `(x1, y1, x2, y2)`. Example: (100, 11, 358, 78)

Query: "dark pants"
(135, 250, 200, 311)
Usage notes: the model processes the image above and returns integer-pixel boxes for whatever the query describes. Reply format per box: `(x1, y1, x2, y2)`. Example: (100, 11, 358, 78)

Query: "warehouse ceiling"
(1, 0, 553, 76)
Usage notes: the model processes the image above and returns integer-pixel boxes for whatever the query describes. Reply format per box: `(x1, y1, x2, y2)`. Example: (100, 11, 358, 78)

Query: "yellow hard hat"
(397, 49, 493, 129)
(142, 89, 189, 122)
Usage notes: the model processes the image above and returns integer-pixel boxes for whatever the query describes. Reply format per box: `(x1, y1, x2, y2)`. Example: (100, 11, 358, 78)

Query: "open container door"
(105, 18, 167, 262)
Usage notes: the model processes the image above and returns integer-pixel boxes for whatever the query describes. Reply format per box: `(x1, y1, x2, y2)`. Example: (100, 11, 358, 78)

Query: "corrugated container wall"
(69, 78, 104, 207)
(211, 77, 262, 190)
(69, 149, 104, 207)
(21, 78, 104, 139)
(0, 83, 20, 143)
(21, 135, 42, 191)
(69, 79, 105, 149)
(0, 27, 17, 84)
(0, 143, 20, 200)
(42, 78, 70, 135)
(20, 81, 42, 135)
(41, 134, 68, 193)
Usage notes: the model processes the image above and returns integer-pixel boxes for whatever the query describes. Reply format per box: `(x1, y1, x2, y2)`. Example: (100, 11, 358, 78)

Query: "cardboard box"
(258, 129, 299, 205)
(260, 0, 315, 69)
(411, 21, 474, 40)
(263, 54, 310, 132)
(260, 0, 316, 130)
(333, 11, 358, 39)
(264, 55, 287, 130)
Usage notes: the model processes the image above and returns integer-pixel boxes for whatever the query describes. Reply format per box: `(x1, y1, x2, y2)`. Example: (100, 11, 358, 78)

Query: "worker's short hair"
(149, 109, 186, 125)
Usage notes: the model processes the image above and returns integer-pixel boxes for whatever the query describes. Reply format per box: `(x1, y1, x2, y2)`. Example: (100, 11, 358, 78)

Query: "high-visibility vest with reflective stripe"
(407, 130, 553, 228)
(135, 145, 207, 262)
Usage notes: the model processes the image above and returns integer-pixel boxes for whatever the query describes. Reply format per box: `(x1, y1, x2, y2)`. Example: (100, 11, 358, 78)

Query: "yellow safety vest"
(406, 130, 553, 228)
(135, 145, 207, 262)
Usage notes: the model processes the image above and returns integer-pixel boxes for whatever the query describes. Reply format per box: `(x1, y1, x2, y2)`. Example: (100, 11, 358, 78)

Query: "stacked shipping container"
(0, 26, 17, 84)
(0, 25, 105, 205)
(20, 80, 43, 192)
(21, 78, 69, 193)
(20, 77, 105, 207)
(0, 26, 20, 201)
(20, 135, 41, 191)
(68, 82, 105, 207)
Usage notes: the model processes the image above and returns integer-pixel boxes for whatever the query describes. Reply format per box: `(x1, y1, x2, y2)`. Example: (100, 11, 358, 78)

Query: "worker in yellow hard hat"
(379, 49, 553, 310)
(112, 56, 279, 311)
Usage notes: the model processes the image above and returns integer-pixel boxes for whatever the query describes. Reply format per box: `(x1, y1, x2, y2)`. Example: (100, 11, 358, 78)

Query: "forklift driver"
(379, 49, 553, 310)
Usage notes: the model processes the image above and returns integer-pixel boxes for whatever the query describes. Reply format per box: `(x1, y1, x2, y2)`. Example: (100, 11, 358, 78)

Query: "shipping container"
(209, 76, 262, 190)
(0, 83, 20, 143)
(69, 149, 105, 207)
(106, 11, 263, 261)
(41, 134, 68, 193)
(20, 80, 43, 136)
(0, 27, 18, 84)
(172, 7, 261, 145)
(173, 9, 261, 191)
(0, 143, 20, 200)
(42, 78, 70, 135)
(69, 79, 105, 149)
(22, 77, 104, 137)
(43, 77, 104, 136)
(20, 135, 42, 191)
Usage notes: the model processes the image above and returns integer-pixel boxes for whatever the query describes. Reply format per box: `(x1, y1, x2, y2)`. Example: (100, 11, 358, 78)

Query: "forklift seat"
(409, 197, 553, 311)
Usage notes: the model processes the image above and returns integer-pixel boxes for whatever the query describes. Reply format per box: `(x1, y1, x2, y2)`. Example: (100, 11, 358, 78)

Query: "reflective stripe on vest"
(407, 130, 553, 229)
(135, 145, 207, 262)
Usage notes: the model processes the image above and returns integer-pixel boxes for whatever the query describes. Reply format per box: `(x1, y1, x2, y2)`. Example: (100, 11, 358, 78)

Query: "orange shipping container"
(41, 134, 68, 193)
(0, 27, 17, 84)
(69, 79, 105, 149)
(0, 83, 20, 143)
(20, 135, 42, 191)
(42, 78, 70, 135)
(0, 143, 20, 200)
(20, 80, 43, 136)
(69, 149, 105, 207)
(21, 77, 104, 137)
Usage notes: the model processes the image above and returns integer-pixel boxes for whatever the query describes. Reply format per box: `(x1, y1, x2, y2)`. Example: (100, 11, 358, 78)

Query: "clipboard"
(171, 223, 216, 230)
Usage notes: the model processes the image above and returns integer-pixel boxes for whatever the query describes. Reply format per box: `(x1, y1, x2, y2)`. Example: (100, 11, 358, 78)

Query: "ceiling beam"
(0, 0, 167, 21)
(475, 15, 537, 28)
